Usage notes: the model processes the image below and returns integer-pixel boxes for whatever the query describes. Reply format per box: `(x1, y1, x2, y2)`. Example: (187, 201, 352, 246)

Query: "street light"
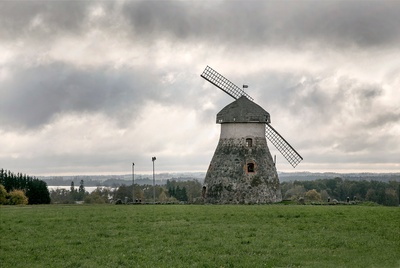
(152, 157, 156, 204)
(132, 162, 135, 203)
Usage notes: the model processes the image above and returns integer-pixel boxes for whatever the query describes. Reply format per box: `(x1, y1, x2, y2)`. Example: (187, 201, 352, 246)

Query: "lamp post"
(152, 157, 156, 204)
(132, 162, 135, 203)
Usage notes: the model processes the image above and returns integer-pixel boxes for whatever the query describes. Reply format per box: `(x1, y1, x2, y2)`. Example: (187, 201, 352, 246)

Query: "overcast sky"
(1, 0, 399, 176)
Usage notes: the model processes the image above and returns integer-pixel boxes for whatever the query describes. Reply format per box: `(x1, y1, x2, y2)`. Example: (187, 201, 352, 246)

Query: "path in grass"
(1, 205, 399, 267)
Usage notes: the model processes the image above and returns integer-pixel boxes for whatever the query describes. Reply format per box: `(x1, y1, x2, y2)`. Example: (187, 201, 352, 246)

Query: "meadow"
(1, 204, 399, 267)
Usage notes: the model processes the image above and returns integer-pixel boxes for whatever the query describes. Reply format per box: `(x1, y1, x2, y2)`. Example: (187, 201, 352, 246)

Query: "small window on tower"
(246, 138, 253, 147)
(247, 163, 255, 173)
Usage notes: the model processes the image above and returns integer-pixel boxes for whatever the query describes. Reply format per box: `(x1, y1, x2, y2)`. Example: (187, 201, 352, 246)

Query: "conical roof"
(216, 96, 270, 124)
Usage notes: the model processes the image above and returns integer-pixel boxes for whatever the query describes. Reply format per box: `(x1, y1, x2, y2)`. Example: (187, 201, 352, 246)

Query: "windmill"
(200, 66, 303, 204)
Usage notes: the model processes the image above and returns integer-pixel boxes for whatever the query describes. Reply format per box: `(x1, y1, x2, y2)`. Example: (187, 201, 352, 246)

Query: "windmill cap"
(216, 96, 271, 124)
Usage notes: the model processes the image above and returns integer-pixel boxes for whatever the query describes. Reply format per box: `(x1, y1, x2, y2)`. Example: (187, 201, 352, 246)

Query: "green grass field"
(1, 204, 399, 268)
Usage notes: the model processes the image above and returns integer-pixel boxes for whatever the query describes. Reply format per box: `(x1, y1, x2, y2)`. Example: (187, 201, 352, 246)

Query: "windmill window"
(247, 163, 255, 173)
(246, 138, 253, 147)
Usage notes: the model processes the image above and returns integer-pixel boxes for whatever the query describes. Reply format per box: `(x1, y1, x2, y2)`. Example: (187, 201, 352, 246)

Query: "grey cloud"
(121, 0, 400, 48)
(366, 111, 400, 129)
(282, 77, 385, 124)
(0, 63, 214, 130)
(1, 0, 399, 174)
(1, 63, 154, 129)
(249, 72, 398, 155)
(0, 1, 91, 40)
(2, 1, 400, 49)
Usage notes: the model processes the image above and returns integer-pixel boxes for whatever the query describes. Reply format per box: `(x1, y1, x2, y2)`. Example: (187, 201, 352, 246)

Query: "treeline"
(279, 172, 400, 183)
(281, 177, 400, 206)
(50, 179, 203, 204)
(42, 176, 203, 187)
(100, 179, 202, 204)
(50, 180, 88, 204)
(0, 169, 50, 205)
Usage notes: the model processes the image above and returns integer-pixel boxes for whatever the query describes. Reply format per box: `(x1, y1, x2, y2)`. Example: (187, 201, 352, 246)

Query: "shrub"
(84, 193, 106, 204)
(0, 184, 7, 204)
(304, 189, 321, 202)
(7, 189, 28, 205)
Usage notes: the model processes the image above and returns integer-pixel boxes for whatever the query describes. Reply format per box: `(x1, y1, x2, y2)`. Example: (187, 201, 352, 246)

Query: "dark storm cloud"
(1, 63, 164, 129)
(0, 1, 91, 39)
(121, 0, 400, 48)
(0, 62, 210, 130)
(2, 1, 400, 49)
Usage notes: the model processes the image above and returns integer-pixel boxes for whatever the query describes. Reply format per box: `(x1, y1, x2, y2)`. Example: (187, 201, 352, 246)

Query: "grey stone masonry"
(204, 96, 282, 204)
(204, 125, 282, 204)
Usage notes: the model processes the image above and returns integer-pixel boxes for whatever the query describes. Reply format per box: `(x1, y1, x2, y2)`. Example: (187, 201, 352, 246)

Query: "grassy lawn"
(1, 204, 399, 267)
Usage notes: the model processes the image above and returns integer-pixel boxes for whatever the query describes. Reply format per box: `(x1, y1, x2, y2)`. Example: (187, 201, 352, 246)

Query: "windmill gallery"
(200, 66, 303, 204)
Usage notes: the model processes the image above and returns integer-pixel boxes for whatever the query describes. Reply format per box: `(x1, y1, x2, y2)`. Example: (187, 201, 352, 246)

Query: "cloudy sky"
(1, 0, 399, 176)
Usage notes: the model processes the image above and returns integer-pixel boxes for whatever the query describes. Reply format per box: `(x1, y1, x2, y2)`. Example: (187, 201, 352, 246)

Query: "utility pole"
(152, 157, 156, 204)
(132, 162, 135, 203)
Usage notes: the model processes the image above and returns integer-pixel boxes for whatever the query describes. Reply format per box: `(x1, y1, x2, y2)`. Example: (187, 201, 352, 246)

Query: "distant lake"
(48, 186, 115, 194)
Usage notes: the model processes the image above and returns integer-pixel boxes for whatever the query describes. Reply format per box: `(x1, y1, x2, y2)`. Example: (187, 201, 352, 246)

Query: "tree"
(26, 179, 50, 204)
(320, 189, 329, 202)
(70, 181, 75, 192)
(158, 190, 168, 202)
(114, 184, 134, 202)
(79, 180, 85, 194)
(133, 185, 144, 202)
(50, 188, 75, 204)
(166, 180, 194, 202)
(284, 185, 306, 200)
(384, 188, 398, 206)
(77, 179, 86, 201)
(84, 187, 111, 204)
(0, 169, 5, 186)
(365, 189, 377, 203)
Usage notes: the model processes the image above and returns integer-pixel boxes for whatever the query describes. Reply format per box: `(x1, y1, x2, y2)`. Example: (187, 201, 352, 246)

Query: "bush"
(84, 193, 106, 204)
(305, 189, 321, 202)
(0, 184, 7, 204)
(7, 190, 28, 205)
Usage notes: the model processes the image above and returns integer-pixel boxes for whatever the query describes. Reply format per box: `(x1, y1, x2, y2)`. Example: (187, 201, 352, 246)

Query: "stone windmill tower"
(201, 66, 303, 204)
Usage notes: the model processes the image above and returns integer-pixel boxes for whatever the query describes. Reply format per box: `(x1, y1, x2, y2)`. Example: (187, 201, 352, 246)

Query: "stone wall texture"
(204, 125, 282, 204)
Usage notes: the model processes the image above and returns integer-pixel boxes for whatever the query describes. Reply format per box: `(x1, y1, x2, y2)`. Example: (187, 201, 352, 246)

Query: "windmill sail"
(265, 123, 303, 168)
(201, 66, 253, 101)
(201, 65, 303, 168)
